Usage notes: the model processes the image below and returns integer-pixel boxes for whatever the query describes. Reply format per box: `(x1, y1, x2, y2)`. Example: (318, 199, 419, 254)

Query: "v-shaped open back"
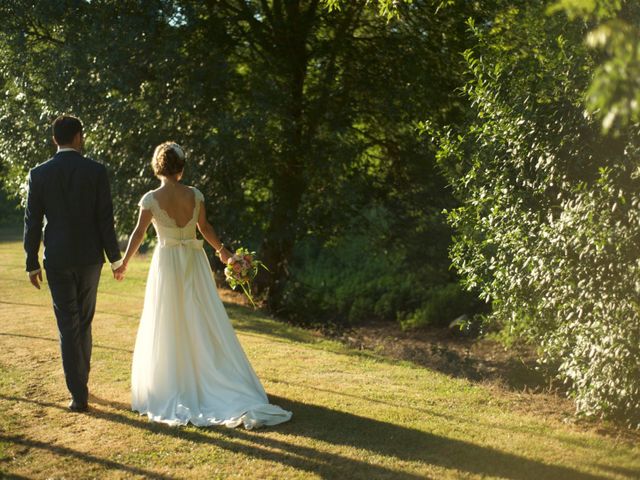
(151, 188, 197, 229)
(138, 187, 204, 237)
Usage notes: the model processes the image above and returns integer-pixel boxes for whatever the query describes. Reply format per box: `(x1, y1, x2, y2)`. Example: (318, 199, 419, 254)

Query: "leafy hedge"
(430, 2, 640, 426)
(278, 204, 483, 330)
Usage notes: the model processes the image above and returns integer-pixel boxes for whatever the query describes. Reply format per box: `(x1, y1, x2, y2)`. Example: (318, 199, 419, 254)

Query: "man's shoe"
(68, 400, 88, 412)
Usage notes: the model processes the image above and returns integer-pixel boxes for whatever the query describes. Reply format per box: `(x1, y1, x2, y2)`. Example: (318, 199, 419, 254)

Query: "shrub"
(399, 283, 482, 330)
(429, 2, 640, 426)
(278, 209, 484, 333)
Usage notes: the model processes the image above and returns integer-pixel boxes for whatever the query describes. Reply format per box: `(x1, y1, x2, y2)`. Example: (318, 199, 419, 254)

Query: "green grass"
(0, 226, 638, 479)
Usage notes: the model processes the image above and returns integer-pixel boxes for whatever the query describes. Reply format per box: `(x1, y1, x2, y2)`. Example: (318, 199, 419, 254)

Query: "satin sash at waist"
(158, 238, 204, 250)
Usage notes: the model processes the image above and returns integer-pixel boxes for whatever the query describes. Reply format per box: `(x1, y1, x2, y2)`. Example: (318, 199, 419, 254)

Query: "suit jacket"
(23, 150, 122, 272)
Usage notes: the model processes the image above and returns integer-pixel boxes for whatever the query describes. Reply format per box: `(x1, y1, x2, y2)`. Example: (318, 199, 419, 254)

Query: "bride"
(118, 141, 292, 429)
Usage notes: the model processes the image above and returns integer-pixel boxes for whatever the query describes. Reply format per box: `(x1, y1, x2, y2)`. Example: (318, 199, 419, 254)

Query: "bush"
(278, 203, 484, 332)
(429, 2, 640, 426)
(399, 283, 482, 330)
(279, 231, 424, 327)
(0, 186, 21, 226)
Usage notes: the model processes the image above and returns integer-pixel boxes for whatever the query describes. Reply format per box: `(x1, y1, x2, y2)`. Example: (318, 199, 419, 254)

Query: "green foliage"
(0, 188, 20, 226)
(548, 0, 622, 19)
(0, 0, 477, 319)
(430, 1, 640, 426)
(399, 283, 481, 330)
(585, 18, 640, 132)
(0, 153, 21, 225)
(279, 231, 429, 326)
(551, 0, 640, 132)
(323, 0, 411, 19)
(278, 200, 483, 329)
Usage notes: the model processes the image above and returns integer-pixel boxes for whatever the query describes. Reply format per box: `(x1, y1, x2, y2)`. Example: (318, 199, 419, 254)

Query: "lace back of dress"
(141, 188, 202, 240)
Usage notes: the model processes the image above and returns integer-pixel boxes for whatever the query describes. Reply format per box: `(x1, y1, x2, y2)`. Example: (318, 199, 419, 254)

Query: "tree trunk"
(253, 0, 315, 314)
(254, 167, 306, 313)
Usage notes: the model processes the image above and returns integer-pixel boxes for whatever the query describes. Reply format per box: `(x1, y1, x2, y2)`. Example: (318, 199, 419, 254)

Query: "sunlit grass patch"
(0, 230, 638, 479)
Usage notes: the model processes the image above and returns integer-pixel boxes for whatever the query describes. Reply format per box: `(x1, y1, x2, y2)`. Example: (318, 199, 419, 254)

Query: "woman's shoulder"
(188, 185, 205, 202)
(138, 190, 156, 209)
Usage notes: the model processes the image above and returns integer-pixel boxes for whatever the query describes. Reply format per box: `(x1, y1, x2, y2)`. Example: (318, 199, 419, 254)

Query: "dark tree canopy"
(0, 0, 478, 318)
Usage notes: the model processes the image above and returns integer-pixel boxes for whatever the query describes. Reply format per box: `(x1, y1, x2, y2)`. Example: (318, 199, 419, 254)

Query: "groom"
(24, 115, 125, 412)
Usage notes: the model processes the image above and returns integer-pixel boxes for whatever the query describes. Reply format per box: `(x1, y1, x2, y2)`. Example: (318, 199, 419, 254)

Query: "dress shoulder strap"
(191, 186, 205, 204)
(138, 191, 155, 210)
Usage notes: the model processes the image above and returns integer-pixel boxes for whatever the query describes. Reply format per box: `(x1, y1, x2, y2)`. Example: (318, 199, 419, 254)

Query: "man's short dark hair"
(52, 115, 83, 145)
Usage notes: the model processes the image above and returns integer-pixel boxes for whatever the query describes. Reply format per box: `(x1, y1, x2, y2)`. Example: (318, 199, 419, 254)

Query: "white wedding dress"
(131, 187, 292, 429)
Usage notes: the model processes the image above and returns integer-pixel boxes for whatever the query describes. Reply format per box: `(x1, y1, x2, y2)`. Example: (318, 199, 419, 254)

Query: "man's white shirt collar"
(57, 147, 79, 153)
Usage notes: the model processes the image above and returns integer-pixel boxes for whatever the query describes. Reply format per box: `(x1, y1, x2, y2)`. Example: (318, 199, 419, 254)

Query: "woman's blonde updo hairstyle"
(152, 141, 186, 177)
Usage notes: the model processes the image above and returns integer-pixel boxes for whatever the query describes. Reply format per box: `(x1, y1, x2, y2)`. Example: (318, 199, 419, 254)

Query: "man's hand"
(29, 270, 43, 290)
(113, 264, 127, 281)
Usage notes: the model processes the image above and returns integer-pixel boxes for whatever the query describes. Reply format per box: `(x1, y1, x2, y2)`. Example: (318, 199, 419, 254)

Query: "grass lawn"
(0, 226, 638, 479)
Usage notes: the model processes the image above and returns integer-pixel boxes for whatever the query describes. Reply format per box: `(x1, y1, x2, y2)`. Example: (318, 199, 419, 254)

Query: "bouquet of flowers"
(219, 247, 269, 309)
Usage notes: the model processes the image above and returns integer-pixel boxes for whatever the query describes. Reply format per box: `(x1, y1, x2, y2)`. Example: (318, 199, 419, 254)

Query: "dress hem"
(131, 404, 293, 430)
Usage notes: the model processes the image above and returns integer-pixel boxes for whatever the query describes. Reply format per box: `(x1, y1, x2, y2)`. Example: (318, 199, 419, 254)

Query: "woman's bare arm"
(122, 207, 154, 268)
(197, 201, 232, 264)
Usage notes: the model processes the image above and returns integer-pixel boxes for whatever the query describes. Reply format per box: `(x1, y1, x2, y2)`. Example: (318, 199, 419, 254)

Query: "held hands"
(28, 270, 43, 290)
(113, 263, 127, 281)
(28, 264, 126, 286)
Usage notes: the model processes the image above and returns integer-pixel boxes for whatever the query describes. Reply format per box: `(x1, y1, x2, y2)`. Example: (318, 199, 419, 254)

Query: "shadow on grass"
(0, 434, 173, 479)
(225, 305, 323, 345)
(0, 229, 558, 396)
(1, 394, 608, 480)
(0, 472, 33, 480)
(225, 304, 557, 396)
(593, 464, 640, 479)
(0, 332, 133, 353)
(261, 379, 640, 450)
(225, 306, 386, 367)
(407, 341, 551, 394)
(0, 299, 142, 321)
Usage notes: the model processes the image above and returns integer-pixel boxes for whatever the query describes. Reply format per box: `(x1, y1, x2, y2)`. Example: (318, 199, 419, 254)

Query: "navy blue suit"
(23, 149, 122, 404)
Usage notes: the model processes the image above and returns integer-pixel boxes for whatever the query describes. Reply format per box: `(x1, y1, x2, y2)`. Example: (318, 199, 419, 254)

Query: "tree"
(429, 0, 640, 426)
(551, 0, 640, 133)
(0, 0, 474, 322)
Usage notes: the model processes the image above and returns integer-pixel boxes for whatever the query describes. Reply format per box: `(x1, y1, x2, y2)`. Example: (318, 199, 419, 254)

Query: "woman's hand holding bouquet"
(216, 247, 269, 309)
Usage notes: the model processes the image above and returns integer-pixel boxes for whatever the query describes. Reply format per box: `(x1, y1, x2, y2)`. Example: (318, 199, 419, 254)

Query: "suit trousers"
(46, 263, 102, 404)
